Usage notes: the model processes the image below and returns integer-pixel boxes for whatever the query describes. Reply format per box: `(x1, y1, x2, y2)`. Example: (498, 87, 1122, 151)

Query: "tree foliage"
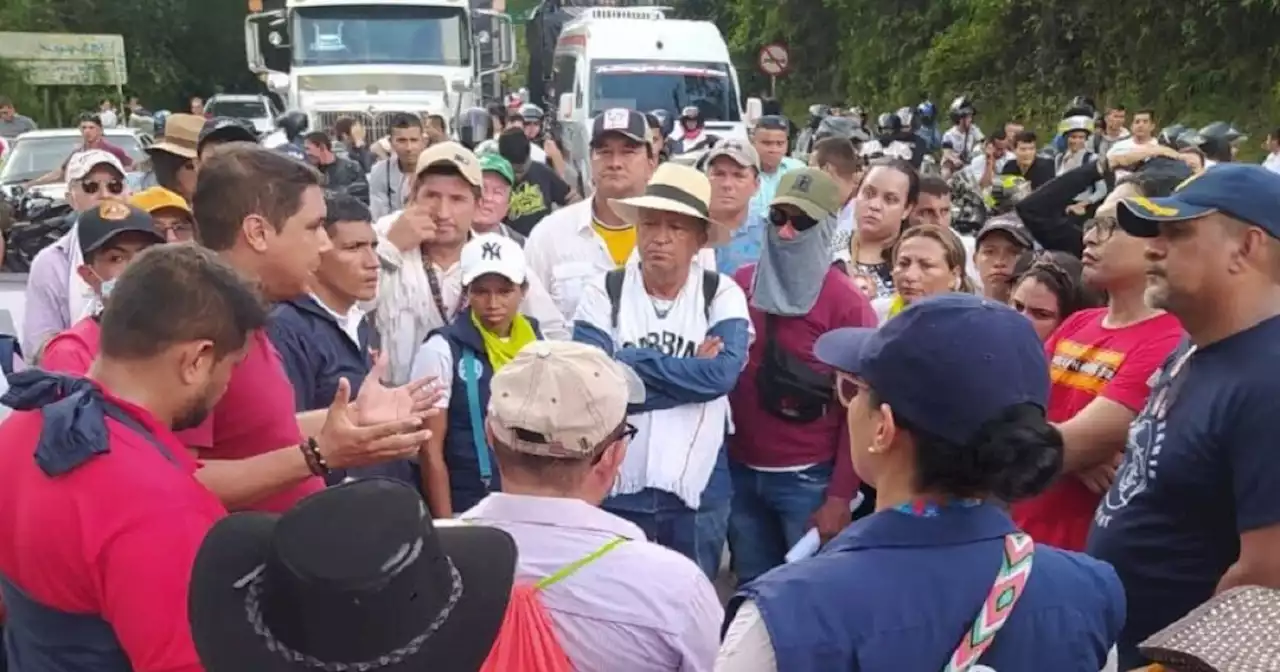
(0, 0, 257, 125)
(691, 0, 1280, 145)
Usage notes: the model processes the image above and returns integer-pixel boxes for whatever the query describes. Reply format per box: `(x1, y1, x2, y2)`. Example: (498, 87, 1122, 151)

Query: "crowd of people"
(0, 86, 1278, 672)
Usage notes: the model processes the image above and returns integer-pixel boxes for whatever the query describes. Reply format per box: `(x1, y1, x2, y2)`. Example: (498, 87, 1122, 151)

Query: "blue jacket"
(730, 503, 1124, 671)
(267, 297, 416, 487)
(430, 314, 542, 512)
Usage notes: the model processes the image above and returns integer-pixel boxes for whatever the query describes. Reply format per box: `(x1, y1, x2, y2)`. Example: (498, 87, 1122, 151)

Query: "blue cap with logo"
(813, 293, 1049, 446)
(1117, 164, 1280, 238)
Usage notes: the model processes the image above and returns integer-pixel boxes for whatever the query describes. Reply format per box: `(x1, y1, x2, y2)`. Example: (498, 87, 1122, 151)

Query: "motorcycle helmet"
(807, 104, 831, 129)
(813, 116, 858, 144)
(1199, 121, 1246, 144)
(1157, 124, 1189, 149)
(916, 100, 937, 125)
(895, 106, 915, 132)
(153, 110, 171, 138)
(1058, 115, 1095, 137)
(877, 112, 904, 136)
(275, 110, 309, 142)
(948, 95, 976, 122)
(988, 175, 1031, 215)
(1064, 95, 1097, 120)
(649, 109, 675, 139)
(519, 103, 544, 124)
(456, 106, 493, 150)
(680, 106, 703, 130)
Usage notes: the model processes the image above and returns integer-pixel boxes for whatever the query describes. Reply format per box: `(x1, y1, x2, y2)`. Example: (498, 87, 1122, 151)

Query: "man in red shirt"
(0, 244, 261, 671)
(24, 113, 134, 187)
(189, 144, 437, 512)
(1011, 158, 1189, 551)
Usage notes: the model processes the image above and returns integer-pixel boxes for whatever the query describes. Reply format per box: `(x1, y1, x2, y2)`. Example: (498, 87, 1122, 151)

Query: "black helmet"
(814, 115, 857, 144)
(519, 103, 544, 124)
(877, 112, 904, 136)
(456, 107, 492, 150)
(948, 95, 976, 122)
(649, 109, 675, 138)
(275, 110, 309, 141)
(1158, 124, 1190, 149)
(1065, 95, 1097, 119)
(1199, 121, 1245, 144)
(680, 106, 703, 127)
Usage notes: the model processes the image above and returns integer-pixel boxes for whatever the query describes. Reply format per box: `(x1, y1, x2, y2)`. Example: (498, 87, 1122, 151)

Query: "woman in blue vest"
(717, 293, 1125, 671)
(410, 232, 542, 517)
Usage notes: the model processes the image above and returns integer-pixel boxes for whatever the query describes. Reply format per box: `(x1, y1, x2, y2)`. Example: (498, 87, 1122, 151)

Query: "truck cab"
(245, 0, 516, 140)
(546, 6, 756, 192)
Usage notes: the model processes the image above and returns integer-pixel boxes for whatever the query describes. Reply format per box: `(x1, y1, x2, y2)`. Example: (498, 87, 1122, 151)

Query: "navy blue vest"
(1, 578, 131, 672)
(730, 504, 1124, 671)
(428, 314, 542, 513)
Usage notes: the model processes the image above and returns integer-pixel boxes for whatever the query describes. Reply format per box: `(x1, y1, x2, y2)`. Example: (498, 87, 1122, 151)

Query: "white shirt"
(573, 262, 749, 508)
(524, 200, 717, 321)
(372, 210, 568, 385)
(1264, 152, 1280, 175)
(1105, 137, 1157, 158)
(716, 602, 777, 671)
(310, 293, 365, 347)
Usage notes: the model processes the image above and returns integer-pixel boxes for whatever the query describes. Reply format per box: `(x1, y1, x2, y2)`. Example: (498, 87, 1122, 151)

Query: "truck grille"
(312, 110, 429, 141)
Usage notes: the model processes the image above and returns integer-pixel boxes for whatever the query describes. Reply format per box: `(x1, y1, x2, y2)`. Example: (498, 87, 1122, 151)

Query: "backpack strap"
(608, 268, 718, 328)
(701, 269, 719, 322)
(605, 268, 626, 330)
(535, 537, 627, 591)
(944, 532, 1035, 671)
(459, 349, 493, 487)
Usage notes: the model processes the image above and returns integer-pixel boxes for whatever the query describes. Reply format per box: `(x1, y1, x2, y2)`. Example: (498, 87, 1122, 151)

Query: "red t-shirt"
(0, 386, 224, 672)
(207, 329, 321, 512)
(41, 317, 214, 449)
(1012, 308, 1182, 550)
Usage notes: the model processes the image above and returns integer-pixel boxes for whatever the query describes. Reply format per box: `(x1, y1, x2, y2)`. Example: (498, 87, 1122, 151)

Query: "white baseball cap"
(66, 149, 126, 183)
(461, 233, 526, 286)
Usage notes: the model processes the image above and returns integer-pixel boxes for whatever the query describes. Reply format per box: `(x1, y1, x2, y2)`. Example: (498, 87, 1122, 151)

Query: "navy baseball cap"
(1117, 164, 1280, 238)
(198, 117, 258, 152)
(813, 293, 1049, 446)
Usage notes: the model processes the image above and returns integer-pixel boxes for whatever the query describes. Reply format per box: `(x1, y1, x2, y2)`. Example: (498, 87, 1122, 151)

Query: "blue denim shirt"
(716, 204, 769, 276)
(749, 157, 805, 213)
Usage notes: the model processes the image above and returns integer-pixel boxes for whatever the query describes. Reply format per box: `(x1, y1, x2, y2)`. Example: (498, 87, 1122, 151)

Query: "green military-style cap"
(772, 168, 842, 220)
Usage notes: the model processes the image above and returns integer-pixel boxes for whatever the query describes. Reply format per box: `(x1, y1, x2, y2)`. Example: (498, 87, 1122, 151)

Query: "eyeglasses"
(80, 179, 124, 196)
(156, 220, 196, 241)
(769, 206, 820, 232)
(1083, 215, 1119, 241)
(835, 372, 861, 407)
(591, 422, 639, 465)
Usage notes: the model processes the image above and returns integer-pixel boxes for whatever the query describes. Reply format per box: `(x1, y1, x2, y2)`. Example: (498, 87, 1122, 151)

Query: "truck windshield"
(292, 5, 469, 66)
(590, 61, 740, 122)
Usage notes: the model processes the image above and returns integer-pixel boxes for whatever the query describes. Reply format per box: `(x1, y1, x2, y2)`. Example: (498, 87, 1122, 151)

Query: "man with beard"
(1092, 165, 1280, 668)
(0, 245, 261, 671)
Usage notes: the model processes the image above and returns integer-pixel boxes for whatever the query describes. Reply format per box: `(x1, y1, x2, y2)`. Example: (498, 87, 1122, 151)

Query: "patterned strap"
(535, 537, 626, 591)
(944, 532, 1035, 672)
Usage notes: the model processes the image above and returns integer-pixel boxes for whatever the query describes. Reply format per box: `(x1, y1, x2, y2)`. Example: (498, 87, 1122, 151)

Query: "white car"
(0, 128, 152, 204)
(204, 94, 280, 136)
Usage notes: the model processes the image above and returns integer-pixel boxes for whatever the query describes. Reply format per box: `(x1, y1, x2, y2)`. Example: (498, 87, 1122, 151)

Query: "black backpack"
(604, 268, 719, 329)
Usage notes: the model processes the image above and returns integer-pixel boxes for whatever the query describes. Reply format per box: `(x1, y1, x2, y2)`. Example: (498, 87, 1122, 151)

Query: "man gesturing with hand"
(190, 143, 444, 511)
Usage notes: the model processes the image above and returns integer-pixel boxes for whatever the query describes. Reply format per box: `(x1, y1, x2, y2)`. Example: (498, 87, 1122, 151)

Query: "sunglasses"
(835, 372, 861, 407)
(769, 207, 820, 232)
(590, 423, 639, 465)
(80, 179, 124, 196)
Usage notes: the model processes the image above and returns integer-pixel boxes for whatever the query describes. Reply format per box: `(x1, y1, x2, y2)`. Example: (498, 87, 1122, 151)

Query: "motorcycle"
(2, 187, 73, 272)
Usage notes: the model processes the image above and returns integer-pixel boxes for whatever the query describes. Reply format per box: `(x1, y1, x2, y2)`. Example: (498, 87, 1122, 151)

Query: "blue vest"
(429, 315, 542, 513)
(730, 504, 1124, 671)
(1, 578, 130, 672)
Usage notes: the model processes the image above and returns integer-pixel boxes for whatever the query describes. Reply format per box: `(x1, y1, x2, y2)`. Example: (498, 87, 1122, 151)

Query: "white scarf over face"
(63, 218, 96, 323)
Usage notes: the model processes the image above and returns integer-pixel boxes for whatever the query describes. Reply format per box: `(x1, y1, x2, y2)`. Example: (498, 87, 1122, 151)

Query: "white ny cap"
(461, 233, 527, 286)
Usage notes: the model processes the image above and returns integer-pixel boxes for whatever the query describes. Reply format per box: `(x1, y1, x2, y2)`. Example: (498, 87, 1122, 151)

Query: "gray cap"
(702, 138, 761, 172)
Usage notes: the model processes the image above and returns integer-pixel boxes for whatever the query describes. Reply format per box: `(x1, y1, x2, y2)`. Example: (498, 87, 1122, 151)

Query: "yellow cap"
(129, 187, 192, 216)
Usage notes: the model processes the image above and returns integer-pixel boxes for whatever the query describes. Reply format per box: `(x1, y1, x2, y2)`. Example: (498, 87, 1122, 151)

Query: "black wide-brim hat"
(189, 479, 517, 672)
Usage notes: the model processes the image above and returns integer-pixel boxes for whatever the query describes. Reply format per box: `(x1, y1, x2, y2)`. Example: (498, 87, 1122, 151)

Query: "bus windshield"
(292, 5, 469, 67)
(590, 61, 740, 122)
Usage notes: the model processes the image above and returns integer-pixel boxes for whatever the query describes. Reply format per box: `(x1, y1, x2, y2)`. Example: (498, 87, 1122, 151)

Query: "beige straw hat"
(608, 163, 730, 247)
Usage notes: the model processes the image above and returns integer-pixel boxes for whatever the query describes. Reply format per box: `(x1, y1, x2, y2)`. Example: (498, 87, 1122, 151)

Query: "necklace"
(648, 294, 675, 319)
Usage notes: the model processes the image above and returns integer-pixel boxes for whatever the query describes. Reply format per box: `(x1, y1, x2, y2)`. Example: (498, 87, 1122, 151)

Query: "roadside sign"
(757, 42, 789, 77)
(0, 33, 127, 86)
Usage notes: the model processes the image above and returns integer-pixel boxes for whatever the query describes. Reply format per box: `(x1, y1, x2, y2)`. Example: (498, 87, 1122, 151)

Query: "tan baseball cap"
(488, 341, 645, 459)
(415, 141, 482, 187)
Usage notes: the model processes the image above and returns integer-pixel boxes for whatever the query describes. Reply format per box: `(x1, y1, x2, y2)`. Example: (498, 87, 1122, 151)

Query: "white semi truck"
(244, 0, 516, 138)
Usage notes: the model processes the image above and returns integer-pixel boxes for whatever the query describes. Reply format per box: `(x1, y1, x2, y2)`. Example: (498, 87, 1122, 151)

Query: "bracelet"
(300, 437, 330, 477)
